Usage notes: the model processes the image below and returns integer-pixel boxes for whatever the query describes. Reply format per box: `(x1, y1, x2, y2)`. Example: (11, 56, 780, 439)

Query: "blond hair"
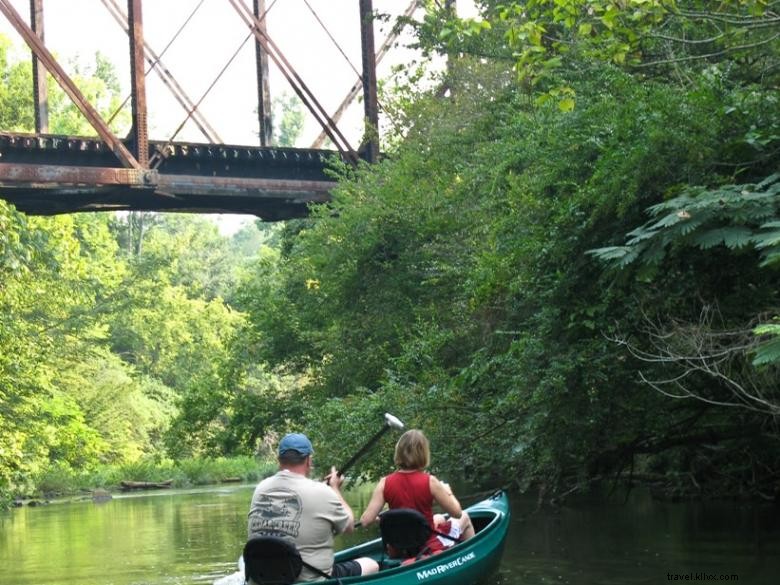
(394, 429, 430, 470)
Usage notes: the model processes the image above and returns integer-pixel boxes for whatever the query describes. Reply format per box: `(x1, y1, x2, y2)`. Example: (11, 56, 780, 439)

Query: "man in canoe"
(248, 433, 379, 580)
(359, 429, 475, 556)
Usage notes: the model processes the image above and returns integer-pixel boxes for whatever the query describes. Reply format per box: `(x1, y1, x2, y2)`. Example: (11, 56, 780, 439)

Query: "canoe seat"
(379, 508, 433, 559)
(379, 508, 462, 564)
(243, 536, 332, 585)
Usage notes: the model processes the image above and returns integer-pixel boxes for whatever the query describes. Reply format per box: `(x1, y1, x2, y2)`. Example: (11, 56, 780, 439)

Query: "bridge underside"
(0, 132, 339, 220)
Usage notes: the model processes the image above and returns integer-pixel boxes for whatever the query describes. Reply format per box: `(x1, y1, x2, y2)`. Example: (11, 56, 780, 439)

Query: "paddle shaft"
(337, 423, 393, 478)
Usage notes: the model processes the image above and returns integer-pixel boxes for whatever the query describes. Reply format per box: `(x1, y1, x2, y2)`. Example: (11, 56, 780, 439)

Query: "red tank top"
(383, 470, 444, 553)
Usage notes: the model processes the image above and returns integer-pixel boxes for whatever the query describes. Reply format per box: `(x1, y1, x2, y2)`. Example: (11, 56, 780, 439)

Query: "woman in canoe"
(359, 429, 475, 556)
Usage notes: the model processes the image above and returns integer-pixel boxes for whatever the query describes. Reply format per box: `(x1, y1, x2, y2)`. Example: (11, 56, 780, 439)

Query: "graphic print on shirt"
(249, 490, 303, 538)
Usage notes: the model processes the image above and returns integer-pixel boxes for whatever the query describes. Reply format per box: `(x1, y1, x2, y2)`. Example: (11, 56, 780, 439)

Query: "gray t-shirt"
(247, 470, 350, 580)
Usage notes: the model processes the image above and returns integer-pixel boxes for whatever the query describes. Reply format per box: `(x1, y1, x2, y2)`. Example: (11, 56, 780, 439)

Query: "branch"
(608, 306, 780, 417)
(677, 9, 780, 27)
(649, 32, 728, 45)
(636, 33, 780, 68)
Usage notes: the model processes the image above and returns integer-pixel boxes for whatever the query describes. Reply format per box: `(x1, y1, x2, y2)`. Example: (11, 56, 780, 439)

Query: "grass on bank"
(27, 456, 277, 499)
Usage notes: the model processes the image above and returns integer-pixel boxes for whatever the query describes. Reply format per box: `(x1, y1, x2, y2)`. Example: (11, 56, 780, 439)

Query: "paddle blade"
(384, 412, 405, 430)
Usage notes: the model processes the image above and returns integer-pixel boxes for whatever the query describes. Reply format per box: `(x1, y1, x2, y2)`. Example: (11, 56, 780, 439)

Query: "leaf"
(759, 249, 780, 267)
(693, 227, 754, 250)
(587, 246, 631, 261)
(756, 173, 780, 189)
(753, 226, 780, 249)
(752, 337, 780, 366)
(679, 216, 706, 236)
(649, 211, 686, 229)
(558, 97, 576, 112)
(754, 323, 780, 336)
(625, 224, 658, 244)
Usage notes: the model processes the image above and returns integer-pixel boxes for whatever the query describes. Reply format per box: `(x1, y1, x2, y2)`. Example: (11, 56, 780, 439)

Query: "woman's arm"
(430, 475, 463, 518)
(359, 477, 387, 526)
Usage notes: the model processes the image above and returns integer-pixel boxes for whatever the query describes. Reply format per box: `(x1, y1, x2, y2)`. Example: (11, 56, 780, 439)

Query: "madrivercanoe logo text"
(416, 552, 476, 580)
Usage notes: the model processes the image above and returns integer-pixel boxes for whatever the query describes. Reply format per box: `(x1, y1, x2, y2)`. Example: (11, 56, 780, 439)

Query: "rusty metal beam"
(0, 162, 150, 186)
(0, 131, 339, 184)
(127, 0, 149, 166)
(156, 173, 332, 200)
(312, 0, 416, 149)
(0, 160, 333, 218)
(254, 0, 273, 146)
(29, 0, 48, 134)
(100, 0, 223, 144)
(227, 0, 357, 160)
(0, 0, 141, 170)
(0, 161, 332, 200)
(359, 0, 379, 163)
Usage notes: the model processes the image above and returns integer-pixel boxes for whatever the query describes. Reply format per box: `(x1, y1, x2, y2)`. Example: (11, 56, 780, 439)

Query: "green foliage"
(0, 34, 129, 135)
(3, 6, 779, 506)
(589, 174, 780, 268)
(1, 187, 249, 503)
(121, 214, 238, 300)
(408, 1, 779, 111)
(30, 456, 275, 497)
(0, 36, 35, 131)
(226, 53, 780, 500)
(589, 172, 780, 373)
(58, 351, 177, 462)
(272, 92, 305, 147)
(753, 320, 780, 366)
(0, 36, 277, 504)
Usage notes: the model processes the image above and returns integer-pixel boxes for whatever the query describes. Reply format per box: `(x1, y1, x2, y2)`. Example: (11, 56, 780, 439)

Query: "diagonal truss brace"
(228, 0, 358, 161)
(0, 0, 142, 170)
(100, 0, 223, 144)
(312, 0, 418, 149)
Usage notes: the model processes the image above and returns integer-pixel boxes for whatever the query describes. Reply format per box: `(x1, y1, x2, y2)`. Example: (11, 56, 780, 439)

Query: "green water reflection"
(497, 492, 780, 585)
(1, 485, 779, 585)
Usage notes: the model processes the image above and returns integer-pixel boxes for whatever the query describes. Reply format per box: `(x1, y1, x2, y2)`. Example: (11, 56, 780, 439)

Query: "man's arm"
(324, 466, 355, 533)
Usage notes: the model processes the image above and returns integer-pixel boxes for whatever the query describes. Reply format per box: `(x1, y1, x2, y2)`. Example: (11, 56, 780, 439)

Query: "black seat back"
(379, 508, 432, 558)
(243, 536, 303, 585)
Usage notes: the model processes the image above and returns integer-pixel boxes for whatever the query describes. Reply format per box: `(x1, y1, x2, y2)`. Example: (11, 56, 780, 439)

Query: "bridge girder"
(0, 0, 388, 218)
(0, 132, 338, 218)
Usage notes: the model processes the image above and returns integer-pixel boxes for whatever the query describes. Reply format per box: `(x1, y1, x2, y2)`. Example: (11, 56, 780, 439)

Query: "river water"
(1, 484, 778, 585)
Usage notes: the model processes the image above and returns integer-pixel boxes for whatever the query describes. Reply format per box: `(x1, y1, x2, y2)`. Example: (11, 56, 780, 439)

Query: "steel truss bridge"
(0, 0, 416, 219)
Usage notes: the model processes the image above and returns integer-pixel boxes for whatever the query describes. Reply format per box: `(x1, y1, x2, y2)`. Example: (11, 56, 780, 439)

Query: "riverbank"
(6, 456, 276, 508)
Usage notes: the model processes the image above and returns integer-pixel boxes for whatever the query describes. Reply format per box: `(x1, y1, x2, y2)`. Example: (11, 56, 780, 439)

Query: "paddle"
(327, 412, 405, 483)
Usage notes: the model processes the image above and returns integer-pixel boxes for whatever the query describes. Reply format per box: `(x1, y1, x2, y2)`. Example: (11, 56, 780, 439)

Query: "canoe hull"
(332, 490, 510, 585)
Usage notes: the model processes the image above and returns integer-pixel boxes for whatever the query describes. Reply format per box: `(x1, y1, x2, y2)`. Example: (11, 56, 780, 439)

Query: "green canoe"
(215, 491, 510, 585)
(327, 490, 509, 585)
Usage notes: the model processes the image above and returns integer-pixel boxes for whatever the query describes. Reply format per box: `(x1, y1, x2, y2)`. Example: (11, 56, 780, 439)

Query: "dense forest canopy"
(1, 0, 779, 506)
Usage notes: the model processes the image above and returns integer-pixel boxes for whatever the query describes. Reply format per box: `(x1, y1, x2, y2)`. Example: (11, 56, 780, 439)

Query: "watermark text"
(667, 573, 738, 581)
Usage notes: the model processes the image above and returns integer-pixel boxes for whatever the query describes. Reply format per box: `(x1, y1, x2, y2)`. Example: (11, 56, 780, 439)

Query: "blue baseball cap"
(278, 433, 314, 456)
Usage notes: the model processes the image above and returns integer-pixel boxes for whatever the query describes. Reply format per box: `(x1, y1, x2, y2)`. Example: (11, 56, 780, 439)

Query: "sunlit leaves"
(414, 0, 778, 112)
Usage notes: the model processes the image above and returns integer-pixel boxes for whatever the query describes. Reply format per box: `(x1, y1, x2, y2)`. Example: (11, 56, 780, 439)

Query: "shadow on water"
(1, 484, 779, 585)
(496, 489, 780, 585)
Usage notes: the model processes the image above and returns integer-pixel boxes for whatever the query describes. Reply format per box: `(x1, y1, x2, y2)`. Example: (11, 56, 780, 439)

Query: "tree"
(1, 211, 127, 496)
(0, 33, 129, 136)
(412, 1, 779, 109)
(226, 46, 780, 500)
(272, 92, 305, 147)
(589, 175, 780, 414)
